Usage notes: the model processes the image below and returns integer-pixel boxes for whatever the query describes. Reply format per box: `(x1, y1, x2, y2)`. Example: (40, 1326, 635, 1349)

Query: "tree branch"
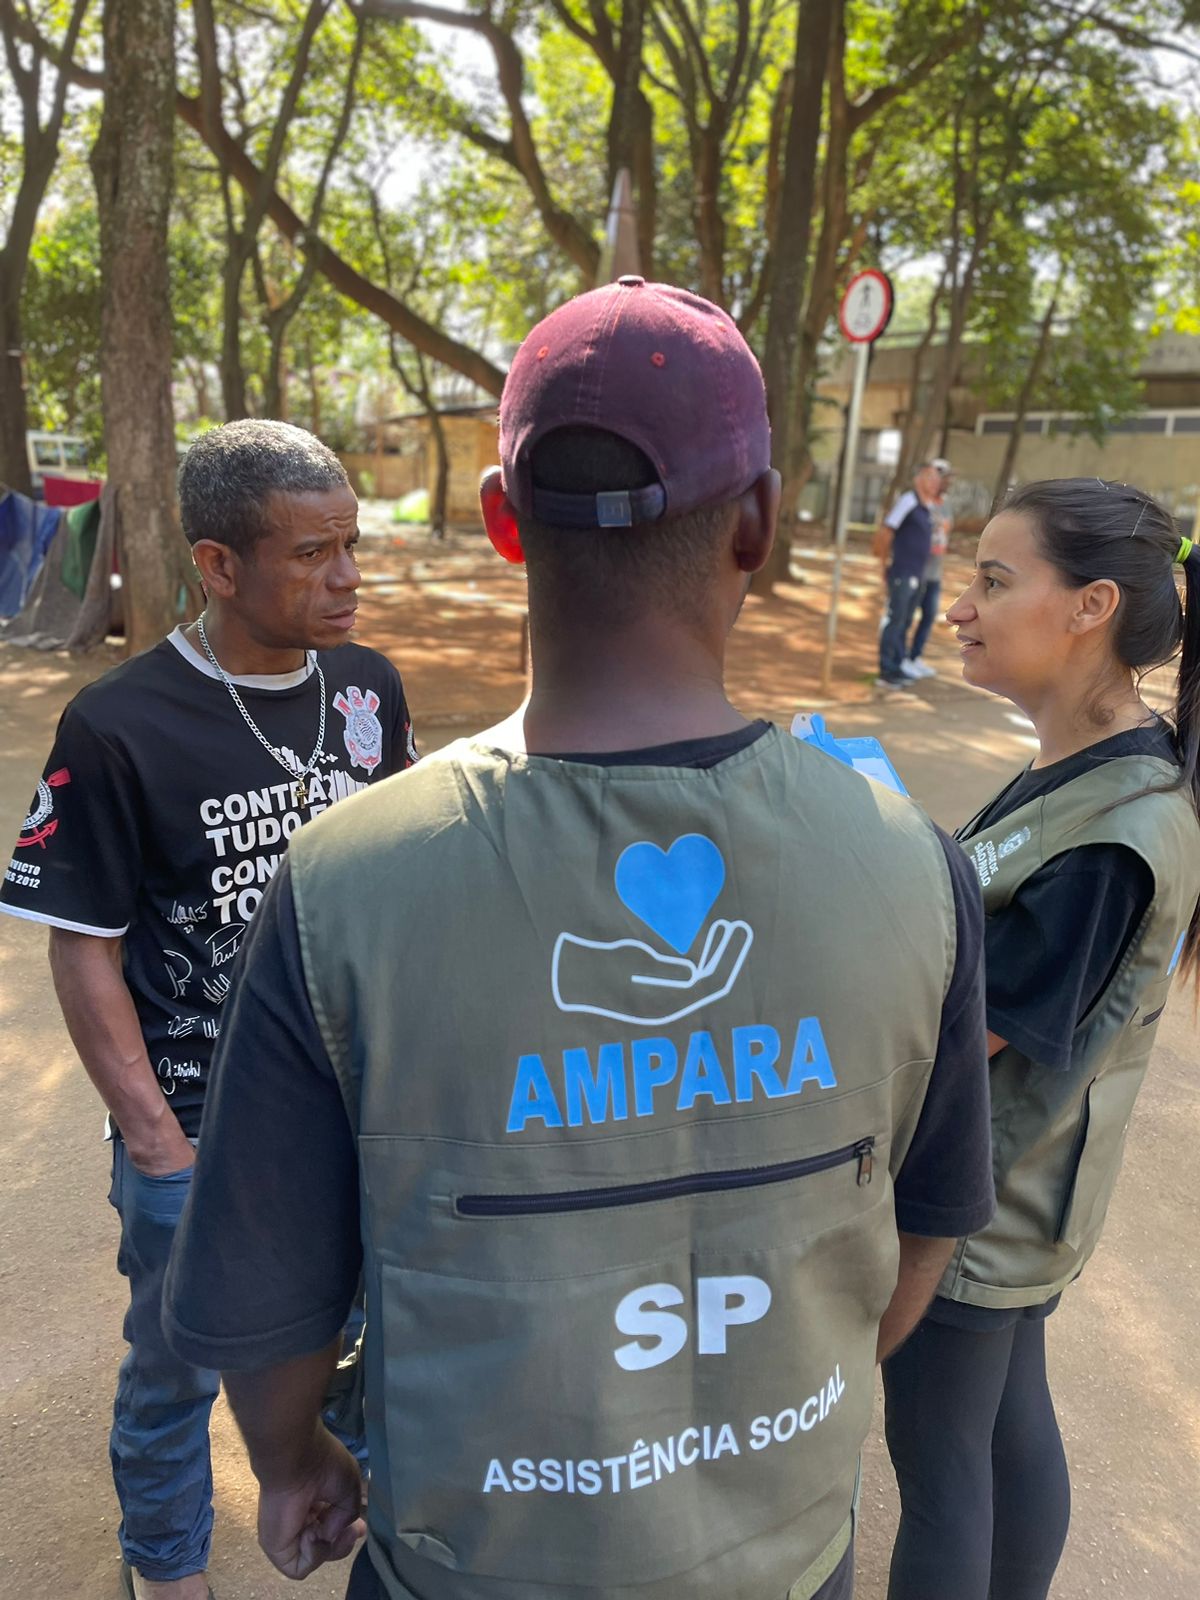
(0, 0, 91, 273)
(243, 0, 334, 248)
(659, 0, 717, 108)
(546, 0, 614, 72)
(358, 0, 600, 278)
(2, 4, 503, 393)
(1062, 4, 1200, 66)
(847, 13, 983, 133)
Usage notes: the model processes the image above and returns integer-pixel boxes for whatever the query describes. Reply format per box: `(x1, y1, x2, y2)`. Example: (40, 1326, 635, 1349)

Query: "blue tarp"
(0, 490, 63, 617)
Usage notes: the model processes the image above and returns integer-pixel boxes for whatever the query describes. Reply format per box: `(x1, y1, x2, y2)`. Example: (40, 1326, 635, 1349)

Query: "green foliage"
(21, 200, 102, 449)
(10, 0, 1200, 463)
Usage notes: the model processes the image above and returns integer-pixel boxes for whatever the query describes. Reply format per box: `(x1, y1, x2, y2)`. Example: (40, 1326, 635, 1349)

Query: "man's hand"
(224, 1339, 362, 1581)
(877, 1232, 957, 1361)
(124, 1120, 197, 1177)
(48, 927, 192, 1170)
(256, 1425, 365, 1580)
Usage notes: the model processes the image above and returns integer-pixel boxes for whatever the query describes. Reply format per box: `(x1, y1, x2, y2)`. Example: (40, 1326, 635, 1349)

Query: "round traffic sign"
(838, 269, 894, 344)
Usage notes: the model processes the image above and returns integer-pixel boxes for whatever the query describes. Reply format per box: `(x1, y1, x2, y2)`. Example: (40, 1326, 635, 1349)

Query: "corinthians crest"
(333, 685, 383, 771)
(16, 768, 71, 849)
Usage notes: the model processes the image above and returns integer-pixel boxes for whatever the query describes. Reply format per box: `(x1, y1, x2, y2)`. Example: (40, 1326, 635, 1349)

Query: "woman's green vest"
(289, 727, 958, 1600)
(942, 754, 1200, 1310)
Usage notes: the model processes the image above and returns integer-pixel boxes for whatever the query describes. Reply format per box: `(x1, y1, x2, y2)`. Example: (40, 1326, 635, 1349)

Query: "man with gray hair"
(0, 419, 415, 1599)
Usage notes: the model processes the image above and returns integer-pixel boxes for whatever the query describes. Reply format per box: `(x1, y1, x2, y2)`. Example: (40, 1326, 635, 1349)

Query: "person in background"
(873, 460, 944, 690)
(883, 478, 1200, 1600)
(0, 420, 415, 1600)
(901, 458, 952, 680)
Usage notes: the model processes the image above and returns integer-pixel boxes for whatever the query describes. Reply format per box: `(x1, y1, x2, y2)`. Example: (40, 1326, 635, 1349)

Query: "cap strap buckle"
(530, 482, 667, 529)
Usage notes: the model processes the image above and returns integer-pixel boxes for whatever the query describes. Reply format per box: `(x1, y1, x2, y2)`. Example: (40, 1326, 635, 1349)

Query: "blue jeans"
(108, 1139, 218, 1582)
(908, 577, 942, 662)
(879, 572, 922, 678)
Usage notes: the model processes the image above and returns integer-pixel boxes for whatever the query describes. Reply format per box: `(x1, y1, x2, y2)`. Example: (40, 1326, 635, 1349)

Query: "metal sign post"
(597, 169, 639, 285)
(820, 269, 894, 695)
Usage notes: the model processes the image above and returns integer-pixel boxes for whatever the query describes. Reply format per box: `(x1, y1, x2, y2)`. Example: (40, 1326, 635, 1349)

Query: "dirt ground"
(1, 520, 1196, 1597)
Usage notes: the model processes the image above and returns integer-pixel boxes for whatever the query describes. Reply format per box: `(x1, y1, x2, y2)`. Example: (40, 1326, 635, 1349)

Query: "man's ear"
(732, 468, 781, 574)
(480, 468, 525, 565)
(190, 538, 240, 599)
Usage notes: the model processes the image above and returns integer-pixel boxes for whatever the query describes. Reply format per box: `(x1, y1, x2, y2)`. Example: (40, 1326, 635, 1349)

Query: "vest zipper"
(456, 1138, 875, 1218)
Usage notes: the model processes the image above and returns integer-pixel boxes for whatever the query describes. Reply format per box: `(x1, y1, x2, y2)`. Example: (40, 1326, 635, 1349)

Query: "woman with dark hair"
(883, 478, 1200, 1600)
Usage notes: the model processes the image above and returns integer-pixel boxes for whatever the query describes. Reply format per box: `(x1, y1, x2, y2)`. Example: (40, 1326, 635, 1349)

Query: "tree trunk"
(0, 289, 33, 495)
(263, 320, 289, 421)
(694, 127, 727, 306)
(632, 93, 657, 282)
(91, 0, 194, 655)
(788, 16, 851, 509)
(607, 0, 655, 277)
(884, 274, 947, 512)
(992, 287, 1060, 511)
(428, 407, 449, 538)
(752, 0, 841, 597)
(185, 355, 212, 421)
(221, 265, 250, 418)
(307, 335, 322, 436)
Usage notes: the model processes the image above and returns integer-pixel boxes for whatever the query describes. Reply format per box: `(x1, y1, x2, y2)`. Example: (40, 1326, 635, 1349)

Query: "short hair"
(178, 420, 348, 557)
(519, 427, 738, 628)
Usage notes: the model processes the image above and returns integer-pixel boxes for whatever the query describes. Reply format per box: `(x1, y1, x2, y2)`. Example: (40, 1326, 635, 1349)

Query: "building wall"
(442, 415, 499, 523)
(816, 330, 1200, 533)
(947, 430, 1200, 534)
(340, 412, 498, 525)
(339, 451, 425, 500)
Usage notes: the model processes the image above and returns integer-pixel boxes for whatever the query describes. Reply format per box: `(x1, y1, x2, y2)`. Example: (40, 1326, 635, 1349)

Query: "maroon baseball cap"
(499, 276, 771, 529)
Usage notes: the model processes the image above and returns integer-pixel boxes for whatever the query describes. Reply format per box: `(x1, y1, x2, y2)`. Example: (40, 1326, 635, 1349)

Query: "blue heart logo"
(614, 834, 726, 954)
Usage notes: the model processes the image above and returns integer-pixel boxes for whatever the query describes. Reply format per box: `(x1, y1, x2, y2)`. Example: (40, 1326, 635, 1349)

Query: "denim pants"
(879, 572, 922, 677)
(108, 1138, 218, 1582)
(907, 578, 942, 662)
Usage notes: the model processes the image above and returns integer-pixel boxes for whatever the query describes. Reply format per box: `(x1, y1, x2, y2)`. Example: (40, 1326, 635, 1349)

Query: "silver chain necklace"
(195, 614, 327, 806)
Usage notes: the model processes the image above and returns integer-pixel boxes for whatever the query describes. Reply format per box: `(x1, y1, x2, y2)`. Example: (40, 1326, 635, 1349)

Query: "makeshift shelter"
(0, 483, 117, 650)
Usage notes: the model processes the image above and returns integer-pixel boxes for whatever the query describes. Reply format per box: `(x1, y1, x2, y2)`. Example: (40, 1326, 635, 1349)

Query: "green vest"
(942, 755, 1200, 1310)
(290, 727, 957, 1600)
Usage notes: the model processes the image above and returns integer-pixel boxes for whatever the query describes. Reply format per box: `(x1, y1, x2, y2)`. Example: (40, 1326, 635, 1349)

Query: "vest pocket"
(1055, 1061, 1145, 1252)
(368, 1132, 892, 1590)
(455, 1139, 875, 1218)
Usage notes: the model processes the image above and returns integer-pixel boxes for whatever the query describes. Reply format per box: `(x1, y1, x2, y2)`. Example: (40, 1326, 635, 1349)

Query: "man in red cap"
(165, 278, 992, 1600)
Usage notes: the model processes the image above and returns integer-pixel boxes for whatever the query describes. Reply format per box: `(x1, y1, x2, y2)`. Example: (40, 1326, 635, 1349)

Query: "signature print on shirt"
(553, 835, 753, 1027)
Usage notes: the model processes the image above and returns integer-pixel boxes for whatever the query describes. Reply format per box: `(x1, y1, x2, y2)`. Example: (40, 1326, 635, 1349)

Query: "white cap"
(931, 457, 952, 475)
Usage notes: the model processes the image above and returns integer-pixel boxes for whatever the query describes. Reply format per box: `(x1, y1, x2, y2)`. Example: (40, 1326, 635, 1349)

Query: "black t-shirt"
(164, 721, 994, 1376)
(0, 629, 415, 1135)
(957, 720, 1176, 1071)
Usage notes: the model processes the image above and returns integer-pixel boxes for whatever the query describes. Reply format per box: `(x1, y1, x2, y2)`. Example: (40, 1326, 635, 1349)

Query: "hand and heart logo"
(613, 834, 726, 955)
(552, 833, 753, 1027)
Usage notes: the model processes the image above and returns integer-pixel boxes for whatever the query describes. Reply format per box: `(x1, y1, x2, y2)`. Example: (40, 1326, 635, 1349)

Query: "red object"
(43, 476, 102, 508)
(499, 276, 770, 527)
(838, 270, 894, 344)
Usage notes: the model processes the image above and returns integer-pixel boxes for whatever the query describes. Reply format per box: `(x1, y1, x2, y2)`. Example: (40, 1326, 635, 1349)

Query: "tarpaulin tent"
(0, 489, 62, 617)
(0, 483, 117, 650)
